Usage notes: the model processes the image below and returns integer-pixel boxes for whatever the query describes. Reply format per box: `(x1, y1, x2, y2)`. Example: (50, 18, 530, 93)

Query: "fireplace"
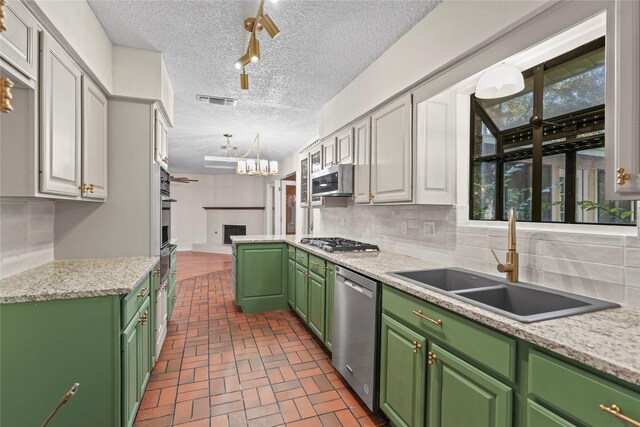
(223, 225, 246, 244)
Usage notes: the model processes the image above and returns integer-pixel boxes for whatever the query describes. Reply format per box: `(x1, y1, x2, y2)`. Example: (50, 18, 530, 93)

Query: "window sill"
(464, 220, 639, 237)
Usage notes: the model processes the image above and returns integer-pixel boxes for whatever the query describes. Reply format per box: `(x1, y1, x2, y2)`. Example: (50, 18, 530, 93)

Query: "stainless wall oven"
(160, 168, 176, 281)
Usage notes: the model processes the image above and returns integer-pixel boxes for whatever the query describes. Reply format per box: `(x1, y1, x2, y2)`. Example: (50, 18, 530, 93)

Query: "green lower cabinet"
(307, 270, 325, 341)
(287, 258, 296, 307)
(526, 400, 576, 427)
(236, 243, 287, 313)
(379, 313, 427, 427)
(168, 282, 176, 320)
(428, 343, 512, 427)
(295, 264, 309, 322)
(324, 262, 335, 351)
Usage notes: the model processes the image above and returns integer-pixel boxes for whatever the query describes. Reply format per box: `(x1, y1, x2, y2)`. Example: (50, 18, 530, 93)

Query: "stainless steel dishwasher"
(332, 265, 379, 411)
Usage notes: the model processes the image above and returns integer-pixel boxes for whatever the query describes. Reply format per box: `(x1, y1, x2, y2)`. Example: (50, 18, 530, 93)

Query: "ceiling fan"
(170, 176, 199, 184)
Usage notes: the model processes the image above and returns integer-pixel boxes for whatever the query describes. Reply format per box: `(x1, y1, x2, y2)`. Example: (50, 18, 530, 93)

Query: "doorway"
(282, 173, 296, 235)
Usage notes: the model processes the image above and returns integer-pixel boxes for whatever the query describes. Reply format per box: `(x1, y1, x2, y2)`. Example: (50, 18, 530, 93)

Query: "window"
(470, 37, 636, 225)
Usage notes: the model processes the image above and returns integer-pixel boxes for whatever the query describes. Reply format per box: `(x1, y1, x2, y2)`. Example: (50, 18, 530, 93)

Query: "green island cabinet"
(0, 263, 159, 427)
(233, 243, 288, 313)
(379, 284, 640, 427)
(168, 245, 177, 319)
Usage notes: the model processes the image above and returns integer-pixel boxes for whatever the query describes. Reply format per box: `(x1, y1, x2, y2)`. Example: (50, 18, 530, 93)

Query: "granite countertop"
(232, 235, 640, 387)
(0, 257, 159, 304)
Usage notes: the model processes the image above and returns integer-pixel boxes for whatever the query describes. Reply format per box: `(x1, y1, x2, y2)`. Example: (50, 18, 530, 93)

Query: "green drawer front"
(122, 274, 152, 326)
(526, 400, 576, 427)
(382, 285, 516, 382)
(287, 245, 296, 260)
(295, 248, 308, 267)
(528, 351, 640, 427)
(308, 254, 326, 278)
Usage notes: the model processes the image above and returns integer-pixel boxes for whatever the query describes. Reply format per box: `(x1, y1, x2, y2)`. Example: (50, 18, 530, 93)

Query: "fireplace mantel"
(202, 207, 265, 210)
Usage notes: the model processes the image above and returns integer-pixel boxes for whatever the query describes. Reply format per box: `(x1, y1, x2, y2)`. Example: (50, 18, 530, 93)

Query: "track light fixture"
(234, 0, 280, 89)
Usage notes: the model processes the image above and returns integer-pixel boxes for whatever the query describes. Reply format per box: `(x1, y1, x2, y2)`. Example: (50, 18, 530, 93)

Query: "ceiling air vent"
(196, 94, 237, 107)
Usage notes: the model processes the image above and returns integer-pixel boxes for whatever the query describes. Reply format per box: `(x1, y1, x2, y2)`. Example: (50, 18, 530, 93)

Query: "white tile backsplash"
(316, 204, 640, 307)
(1, 198, 54, 279)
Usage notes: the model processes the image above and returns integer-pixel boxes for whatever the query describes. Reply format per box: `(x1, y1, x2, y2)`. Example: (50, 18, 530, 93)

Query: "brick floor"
(134, 269, 388, 427)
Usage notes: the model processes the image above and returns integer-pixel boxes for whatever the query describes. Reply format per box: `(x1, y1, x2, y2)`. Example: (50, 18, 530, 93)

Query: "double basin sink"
(388, 268, 619, 323)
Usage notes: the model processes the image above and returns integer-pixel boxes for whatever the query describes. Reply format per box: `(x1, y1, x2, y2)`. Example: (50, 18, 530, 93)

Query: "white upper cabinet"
(309, 147, 323, 206)
(322, 137, 336, 169)
(370, 94, 412, 204)
(413, 88, 456, 205)
(606, 0, 640, 200)
(353, 117, 371, 204)
(40, 32, 82, 197)
(0, 0, 39, 82)
(336, 127, 354, 165)
(82, 76, 108, 199)
(154, 106, 169, 169)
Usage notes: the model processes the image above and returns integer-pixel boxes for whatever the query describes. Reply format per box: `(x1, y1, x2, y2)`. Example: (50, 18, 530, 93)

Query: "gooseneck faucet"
(491, 208, 519, 283)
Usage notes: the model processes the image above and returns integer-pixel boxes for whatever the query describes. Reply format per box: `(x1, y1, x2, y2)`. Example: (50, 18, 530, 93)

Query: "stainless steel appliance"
(160, 168, 176, 281)
(300, 237, 379, 253)
(310, 164, 353, 197)
(332, 265, 380, 411)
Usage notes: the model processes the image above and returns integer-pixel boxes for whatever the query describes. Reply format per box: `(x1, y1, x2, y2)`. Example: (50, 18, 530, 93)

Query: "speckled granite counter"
(0, 257, 159, 304)
(232, 235, 640, 387)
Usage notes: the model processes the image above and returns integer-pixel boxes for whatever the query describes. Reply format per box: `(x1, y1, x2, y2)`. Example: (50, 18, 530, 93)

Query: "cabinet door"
(606, 0, 640, 199)
(413, 89, 456, 205)
(40, 32, 82, 197)
(81, 76, 108, 199)
(307, 271, 325, 341)
(122, 312, 140, 427)
(168, 283, 176, 321)
(353, 117, 371, 204)
(287, 258, 296, 307)
(526, 400, 576, 427)
(237, 244, 287, 313)
(0, 0, 39, 81)
(154, 107, 168, 169)
(322, 138, 336, 168)
(309, 148, 323, 206)
(371, 94, 412, 203)
(295, 265, 308, 322)
(428, 343, 512, 427)
(324, 263, 334, 351)
(137, 298, 152, 395)
(379, 314, 427, 427)
(300, 156, 309, 207)
(336, 127, 354, 165)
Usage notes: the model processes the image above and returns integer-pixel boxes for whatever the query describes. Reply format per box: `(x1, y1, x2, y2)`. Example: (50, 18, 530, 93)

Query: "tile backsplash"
(316, 204, 640, 307)
(0, 198, 54, 279)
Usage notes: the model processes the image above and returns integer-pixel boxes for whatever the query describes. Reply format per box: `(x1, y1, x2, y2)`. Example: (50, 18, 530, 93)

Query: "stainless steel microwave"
(311, 164, 353, 197)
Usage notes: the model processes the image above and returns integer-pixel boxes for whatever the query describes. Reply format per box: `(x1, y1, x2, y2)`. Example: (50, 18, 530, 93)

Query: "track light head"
(235, 52, 251, 70)
(248, 37, 260, 62)
(260, 14, 280, 39)
(240, 68, 249, 90)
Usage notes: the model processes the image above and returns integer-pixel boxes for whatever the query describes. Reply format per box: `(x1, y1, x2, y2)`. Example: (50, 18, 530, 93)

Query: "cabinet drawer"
(295, 248, 308, 267)
(122, 274, 152, 325)
(308, 254, 326, 278)
(528, 351, 640, 427)
(527, 400, 576, 427)
(287, 245, 296, 260)
(382, 285, 516, 382)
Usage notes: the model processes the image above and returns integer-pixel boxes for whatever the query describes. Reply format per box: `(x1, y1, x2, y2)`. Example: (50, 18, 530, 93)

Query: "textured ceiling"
(89, 0, 441, 174)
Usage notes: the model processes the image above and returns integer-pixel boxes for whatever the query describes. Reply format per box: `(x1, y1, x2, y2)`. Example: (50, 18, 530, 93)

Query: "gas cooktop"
(299, 237, 379, 253)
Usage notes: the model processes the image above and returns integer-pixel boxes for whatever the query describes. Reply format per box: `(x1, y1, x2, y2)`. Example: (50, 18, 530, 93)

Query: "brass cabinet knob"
(88, 183, 94, 193)
(1, 77, 13, 113)
(428, 351, 437, 365)
(351, 194, 356, 201)
(412, 341, 422, 353)
(0, 0, 6, 33)
(172, 295, 177, 301)
(617, 168, 631, 186)
(368, 192, 374, 202)
(78, 183, 88, 193)
(138, 310, 148, 325)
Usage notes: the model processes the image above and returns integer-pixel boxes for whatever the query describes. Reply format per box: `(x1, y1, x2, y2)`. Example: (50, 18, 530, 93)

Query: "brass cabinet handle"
(617, 168, 631, 186)
(1, 77, 14, 113)
(138, 310, 148, 325)
(599, 404, 640, 427)
(412, 309, 442, 326)
(137, 287, 149, 298)
(428, 351, 437, 365)
(368, 192, 374, 202)
(153, 269, 160, 277)
(297, 254, 305, 259)
(288, 249, 294, 254)
(88, 183, 94, 193)
(412, 341, 422, 353)
(0, 0, 7, 32)
(310, 261, 321, 268)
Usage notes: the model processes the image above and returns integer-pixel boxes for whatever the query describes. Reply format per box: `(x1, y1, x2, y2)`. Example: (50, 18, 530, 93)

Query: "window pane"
(478, 76, 533, 130)
(543, 47, 605, 119)
(472, 112, 497, 157)
(575, 148, 637, 224)
(472, 162, 497, 220)
(504, 159, 532, 220)
(542, 154, 566, 222)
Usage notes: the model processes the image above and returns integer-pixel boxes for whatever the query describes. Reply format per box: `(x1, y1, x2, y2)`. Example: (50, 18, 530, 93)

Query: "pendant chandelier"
(236, 133, 279, 176)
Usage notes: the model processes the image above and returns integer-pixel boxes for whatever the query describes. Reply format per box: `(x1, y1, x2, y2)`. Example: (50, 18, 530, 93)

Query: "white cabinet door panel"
(337, 127, 354, 165)
(0, 0, 39, 81)
(371, 94, 412, 204)
(353, 117, 371, 204)
(82, 76, 108, 199)
(322, 138, 336, 169)
(40, 33, 82, 197)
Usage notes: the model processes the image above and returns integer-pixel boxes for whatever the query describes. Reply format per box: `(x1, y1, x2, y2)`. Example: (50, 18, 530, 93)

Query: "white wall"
(171, 174, 266, 251)
(0, 198, 54, 279)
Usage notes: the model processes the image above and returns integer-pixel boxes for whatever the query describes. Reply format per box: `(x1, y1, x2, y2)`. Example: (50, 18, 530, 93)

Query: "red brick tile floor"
(135, 268, 389, 427)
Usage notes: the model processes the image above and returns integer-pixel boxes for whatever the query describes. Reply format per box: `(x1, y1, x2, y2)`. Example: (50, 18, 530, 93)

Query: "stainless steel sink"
(388, 268, 619, 323)
(388, 268, 506, 292)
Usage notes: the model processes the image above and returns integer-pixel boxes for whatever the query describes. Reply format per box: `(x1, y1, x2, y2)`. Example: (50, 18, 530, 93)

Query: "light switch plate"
(423, 221, 436, 237)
